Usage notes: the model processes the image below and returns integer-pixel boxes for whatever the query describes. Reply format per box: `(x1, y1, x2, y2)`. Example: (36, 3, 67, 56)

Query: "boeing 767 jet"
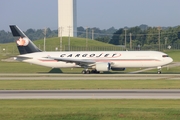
(10, 25, 173, 74)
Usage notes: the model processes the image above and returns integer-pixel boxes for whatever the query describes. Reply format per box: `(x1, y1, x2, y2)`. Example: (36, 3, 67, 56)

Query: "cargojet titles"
(59, 53, 121, 58)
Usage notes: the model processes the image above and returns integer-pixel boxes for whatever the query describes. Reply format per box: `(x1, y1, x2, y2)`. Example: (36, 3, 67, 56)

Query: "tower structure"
(58, 0, 77, 37)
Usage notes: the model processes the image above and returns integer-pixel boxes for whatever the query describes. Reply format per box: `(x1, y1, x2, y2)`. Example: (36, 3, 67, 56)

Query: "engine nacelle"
(95, 62, 111, 71)
(111, 68, 126, 71)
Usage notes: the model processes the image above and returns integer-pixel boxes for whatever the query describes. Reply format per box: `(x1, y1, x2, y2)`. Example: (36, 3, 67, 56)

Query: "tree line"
(0, 25, 180, 48)
(109, 25, 180, 48)
(0, 28, 58, 43)
(0, 27, 117, 43)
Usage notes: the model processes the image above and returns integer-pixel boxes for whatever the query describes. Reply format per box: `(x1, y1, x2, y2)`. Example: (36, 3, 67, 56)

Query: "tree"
(77, 26, 85, 37)
(145, 27, 158, 44)
(96, 36, 110, 43)
(109, 28, 123, 45)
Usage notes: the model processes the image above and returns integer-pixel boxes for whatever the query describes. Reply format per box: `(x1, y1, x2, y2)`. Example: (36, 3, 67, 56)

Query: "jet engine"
(95, 62, 111, 71)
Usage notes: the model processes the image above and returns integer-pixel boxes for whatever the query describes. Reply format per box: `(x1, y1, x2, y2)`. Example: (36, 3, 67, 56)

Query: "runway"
(0, 90, 180, 99)
(0, 73, 180, 80)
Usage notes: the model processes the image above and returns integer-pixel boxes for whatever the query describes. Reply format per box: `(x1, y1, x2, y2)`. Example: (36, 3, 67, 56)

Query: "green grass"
(163, 50, 180, 62)
(0, 99, 180, 120)
(35, 37, 115, 47)
(0, 80, 180, 90)
(0, 61, 52, 73)
(0, 37, 118, 54)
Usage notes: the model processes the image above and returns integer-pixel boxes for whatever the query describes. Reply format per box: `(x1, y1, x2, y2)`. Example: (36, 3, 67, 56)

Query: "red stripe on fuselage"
(94, 59, 160, 62)
(38, 59, 58, 62)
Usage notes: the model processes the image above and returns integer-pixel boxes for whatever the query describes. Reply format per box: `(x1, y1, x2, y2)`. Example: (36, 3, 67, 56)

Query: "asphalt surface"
(0, 90, 180, 99)
(0, 73, 180, 80)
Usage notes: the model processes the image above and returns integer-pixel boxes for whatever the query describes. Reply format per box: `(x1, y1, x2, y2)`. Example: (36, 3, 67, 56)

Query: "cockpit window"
(162, 55, 169, 57)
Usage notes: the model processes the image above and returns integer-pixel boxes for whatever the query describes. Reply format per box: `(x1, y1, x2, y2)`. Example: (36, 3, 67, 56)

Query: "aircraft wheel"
(91, 69, 96, 73)
(86, 70, 90, 74)
(82, 70, 86, 74)
(158, 71, 161, 74)
(157, 66, 162, 74)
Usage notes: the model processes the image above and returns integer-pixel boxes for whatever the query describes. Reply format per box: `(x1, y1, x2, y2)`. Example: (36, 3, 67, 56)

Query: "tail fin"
(10, 25, 42, 54)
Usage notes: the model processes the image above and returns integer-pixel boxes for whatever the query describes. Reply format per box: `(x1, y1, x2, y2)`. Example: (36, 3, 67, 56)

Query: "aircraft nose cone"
(169, 57, 173, 63)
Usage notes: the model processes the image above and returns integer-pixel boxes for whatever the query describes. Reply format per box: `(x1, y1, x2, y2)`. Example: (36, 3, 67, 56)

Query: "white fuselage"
(16, 51, 173, 69)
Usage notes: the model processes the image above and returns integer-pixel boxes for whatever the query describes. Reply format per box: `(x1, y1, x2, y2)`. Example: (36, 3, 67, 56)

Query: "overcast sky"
(0, 0, 180, 31)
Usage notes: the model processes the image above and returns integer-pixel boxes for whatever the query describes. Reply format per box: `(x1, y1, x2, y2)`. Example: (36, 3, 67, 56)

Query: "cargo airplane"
(10, 25, 173, 74)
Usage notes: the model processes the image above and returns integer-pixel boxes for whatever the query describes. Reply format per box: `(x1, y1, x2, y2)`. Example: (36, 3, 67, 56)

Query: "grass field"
(0, 37, 117, 54)
(0, 80, 180, 90)
(0, 99, 180, 120)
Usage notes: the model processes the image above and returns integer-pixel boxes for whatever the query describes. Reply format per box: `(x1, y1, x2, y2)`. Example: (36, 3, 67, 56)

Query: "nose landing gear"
(157, 66, 162, 74)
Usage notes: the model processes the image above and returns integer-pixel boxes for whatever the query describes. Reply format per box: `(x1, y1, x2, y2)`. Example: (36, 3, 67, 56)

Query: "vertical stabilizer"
(10, 25, 42, 54)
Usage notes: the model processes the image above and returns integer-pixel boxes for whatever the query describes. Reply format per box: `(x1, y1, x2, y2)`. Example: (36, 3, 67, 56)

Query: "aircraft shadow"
(48, 68, 63, 73)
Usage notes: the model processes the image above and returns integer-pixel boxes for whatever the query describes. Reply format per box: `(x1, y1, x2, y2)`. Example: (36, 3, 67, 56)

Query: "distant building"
(58, 0, 77, 37)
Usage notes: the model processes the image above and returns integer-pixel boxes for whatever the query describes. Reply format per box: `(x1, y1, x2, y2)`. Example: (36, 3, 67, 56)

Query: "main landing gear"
(157, 66, 162, 74)
(82, 69, 90, 74)
(81, 69, 100, 74)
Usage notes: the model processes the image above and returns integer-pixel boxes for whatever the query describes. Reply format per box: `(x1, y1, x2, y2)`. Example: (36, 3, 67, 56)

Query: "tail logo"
(17, 37, 29, 46)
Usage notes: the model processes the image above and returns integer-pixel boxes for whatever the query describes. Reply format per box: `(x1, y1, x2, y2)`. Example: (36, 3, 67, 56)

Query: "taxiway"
(0, 73, 180, 80)
(0, 90, 180, 99)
